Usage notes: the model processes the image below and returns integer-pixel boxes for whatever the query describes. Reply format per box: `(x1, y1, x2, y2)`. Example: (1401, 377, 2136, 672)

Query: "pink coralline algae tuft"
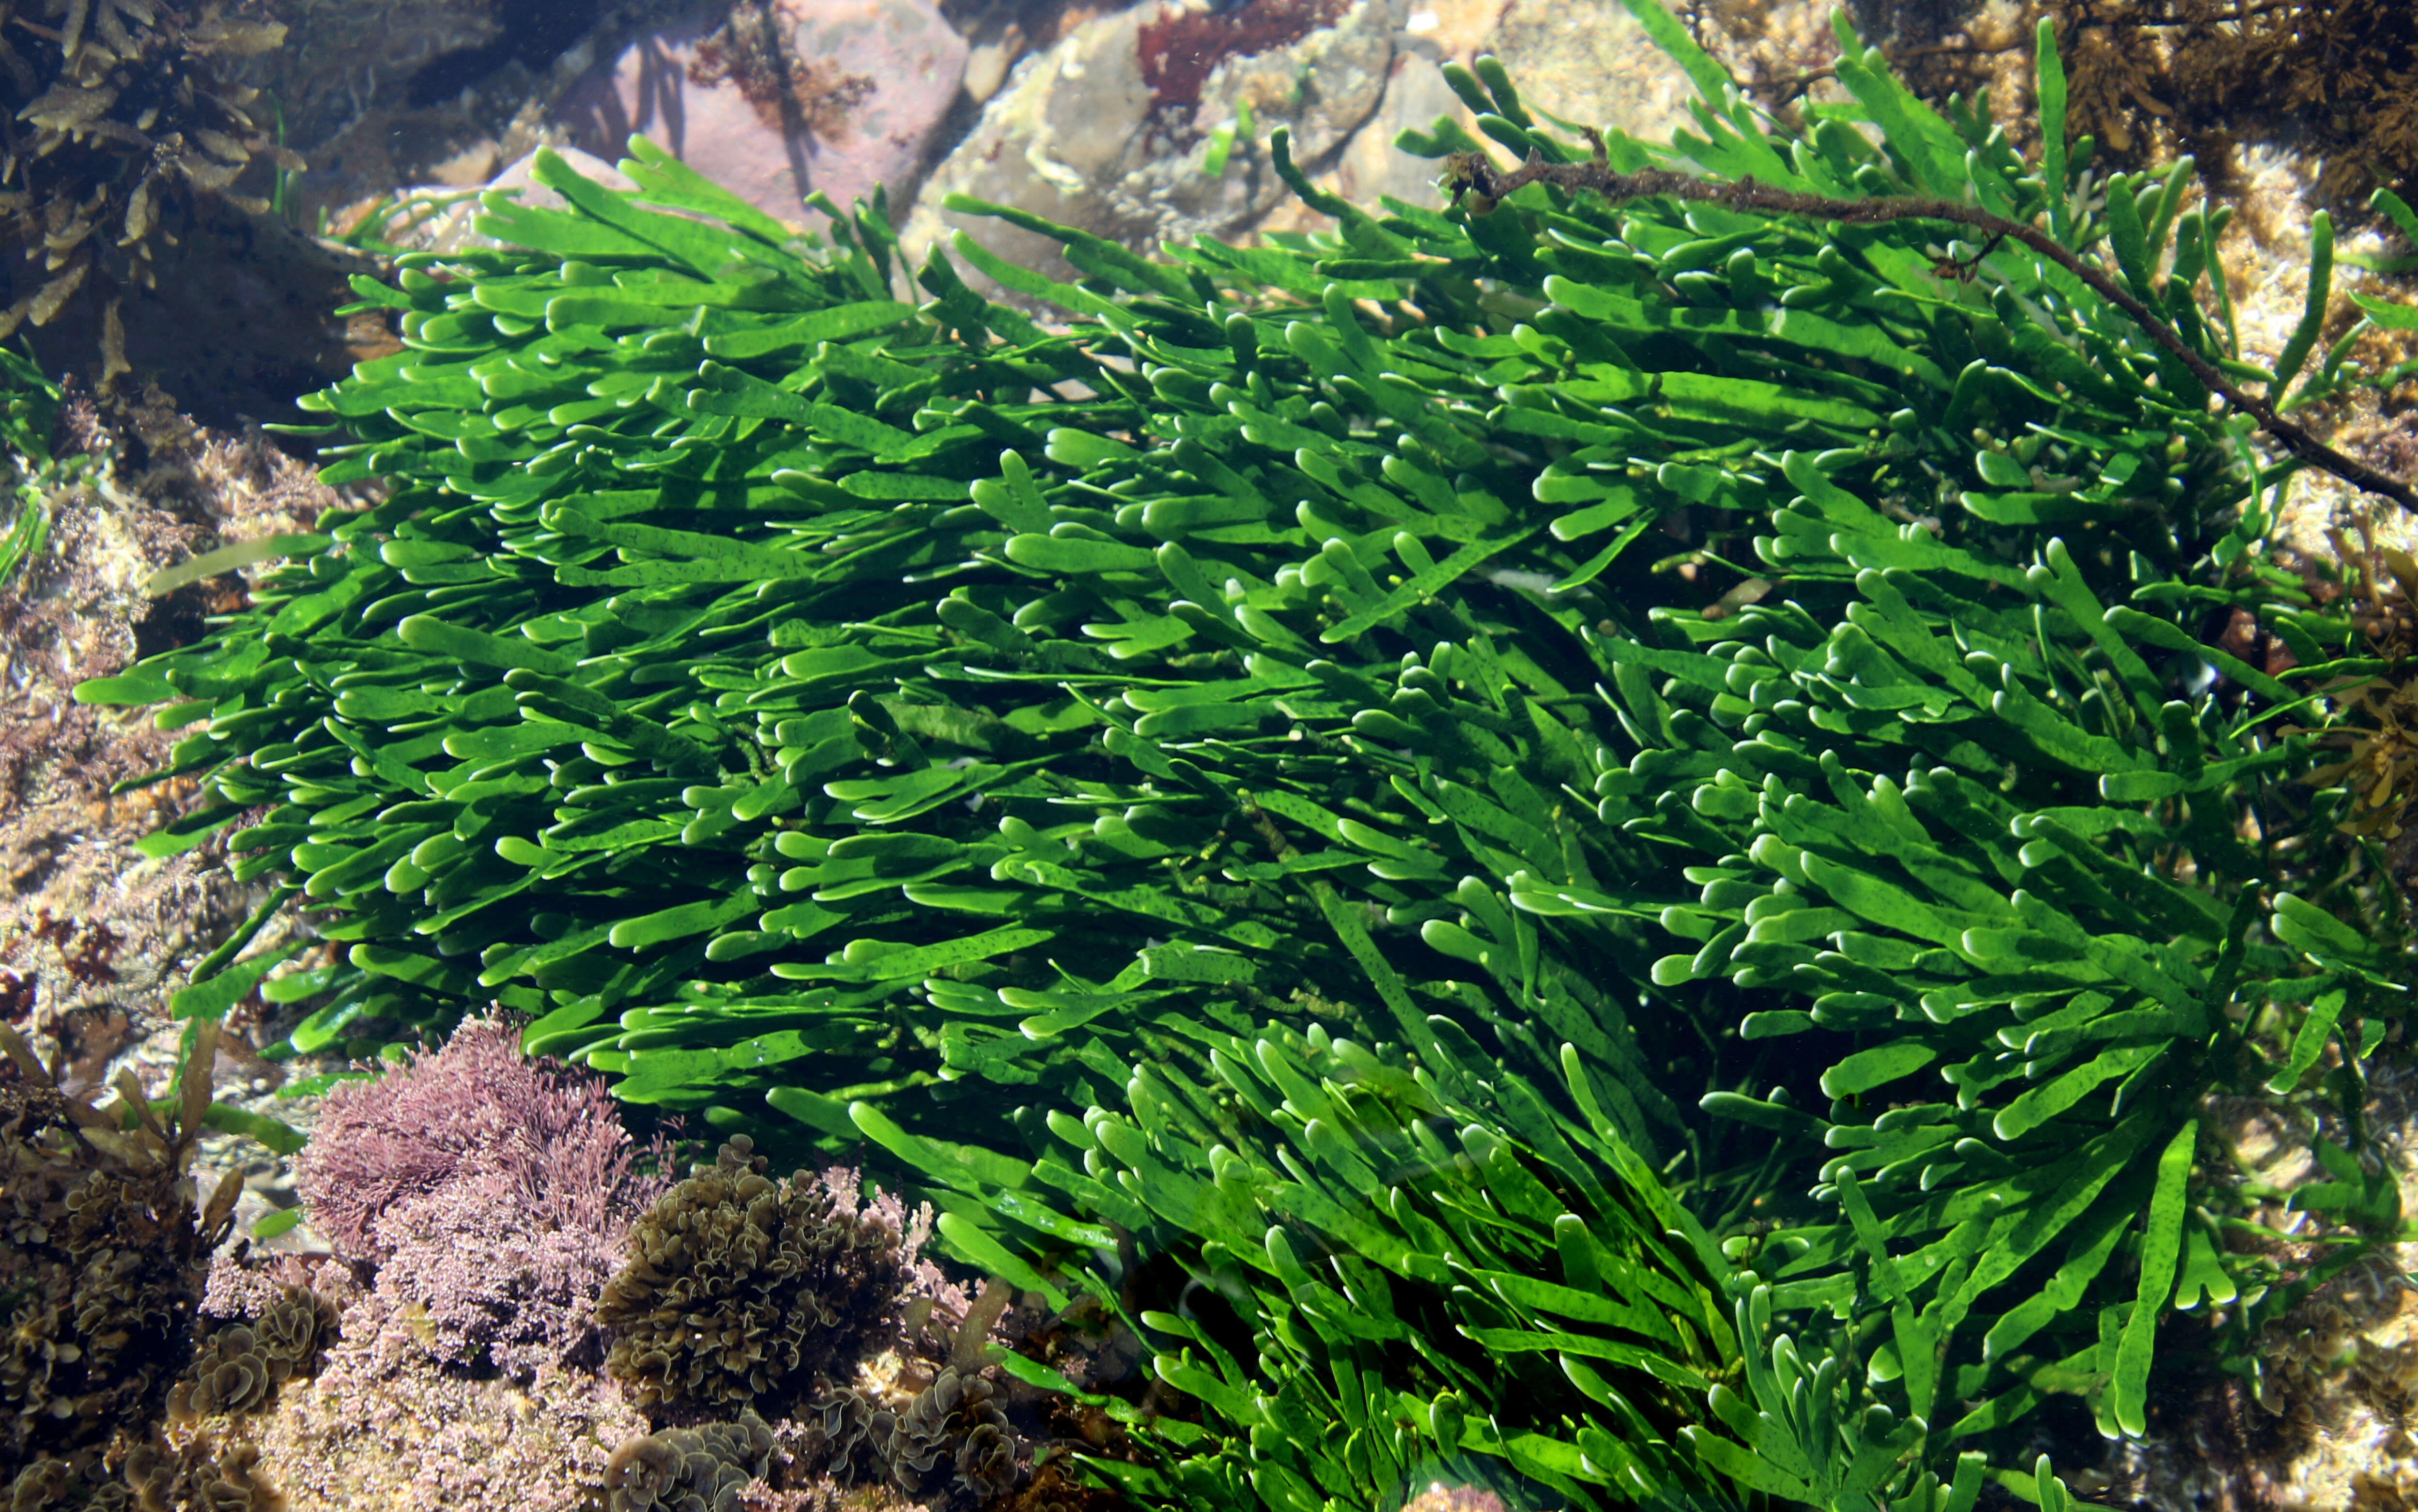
(293, 1016, 672, 1376)
(560, 0, 967, 227)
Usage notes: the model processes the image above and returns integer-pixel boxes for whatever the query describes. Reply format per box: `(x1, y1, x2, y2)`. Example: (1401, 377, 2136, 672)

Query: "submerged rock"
(383, 144, 640, 255)
(247, 0, 513, 153)
(902, 0, 1393, 293)
(900, 0, 1725, 296)
(561, 0, 969, 228)
(250, 1287, 654, 1512)
(0, 388, 353, 1273)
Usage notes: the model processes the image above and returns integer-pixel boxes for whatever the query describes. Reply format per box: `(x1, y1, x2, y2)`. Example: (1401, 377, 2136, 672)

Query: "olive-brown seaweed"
(0, 0, 297, 379)
(594, 1136, 906, 1411)
(0, 1017, 241, 1502)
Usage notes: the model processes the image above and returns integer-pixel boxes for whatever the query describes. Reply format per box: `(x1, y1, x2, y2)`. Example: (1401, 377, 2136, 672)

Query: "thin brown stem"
(1441, 136, 2416, 513)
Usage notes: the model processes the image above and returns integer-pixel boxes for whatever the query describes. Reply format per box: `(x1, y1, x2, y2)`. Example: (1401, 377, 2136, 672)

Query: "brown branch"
(1442, 133, 2418, 514)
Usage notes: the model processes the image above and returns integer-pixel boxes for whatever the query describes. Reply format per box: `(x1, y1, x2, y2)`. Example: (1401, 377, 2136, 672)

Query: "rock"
(490, 144, 637, 208)
(0, 394, 335, 1046)
(384, 145, 640, 255)
(1481, 0, 1697, 143)
(1257, 42, 1470, 239)
(0, 386, 359, 1265)
(1258, 0, 1710, 236)
(901, 0, 1394, 297)
(8, 196, 390, 431)
(962, 26, 1023, 106)
(2191, 141, 2418, 565)
(559, 0, 968, 229)
(426, 140, 505, 187)
(250, 1289, 654, 1512)
(899, 0, 1734, 295)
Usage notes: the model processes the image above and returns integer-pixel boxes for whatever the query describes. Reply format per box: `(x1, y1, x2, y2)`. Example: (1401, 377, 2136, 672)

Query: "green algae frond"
(77, 6, 2418, 1506)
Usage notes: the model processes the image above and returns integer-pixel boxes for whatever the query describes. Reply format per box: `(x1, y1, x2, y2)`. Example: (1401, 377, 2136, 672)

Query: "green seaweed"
(82, 8, 2418, 1506)
(0, 343, 66, 582)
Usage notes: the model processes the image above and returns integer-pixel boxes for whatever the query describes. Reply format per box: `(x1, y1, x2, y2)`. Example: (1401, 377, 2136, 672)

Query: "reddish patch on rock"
(1136, 0, 1350, 111)
(688, 0, 876, 141)
(31, 911, 121, 988)
(563, 0, 967, 228)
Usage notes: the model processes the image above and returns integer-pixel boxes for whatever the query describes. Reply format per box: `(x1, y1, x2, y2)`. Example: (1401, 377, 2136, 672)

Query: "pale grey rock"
(481, 143, 641, 212)
(391, 144, 638, 254)
(1484, 0, 1697, 143)
(1301, 48, 1470, 222)
(898, 0, 1732, 286)
(900, 0, 1395, 298)
(1261, 0, 1710, 235)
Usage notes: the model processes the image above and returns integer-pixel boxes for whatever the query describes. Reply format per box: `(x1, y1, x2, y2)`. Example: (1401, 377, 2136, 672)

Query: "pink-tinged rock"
(486, 145, 637, 211)
(560, 0, 967, 229)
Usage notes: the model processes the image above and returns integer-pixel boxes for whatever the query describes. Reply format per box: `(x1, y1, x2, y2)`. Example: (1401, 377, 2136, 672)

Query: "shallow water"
(3, 0, 2408, 1509)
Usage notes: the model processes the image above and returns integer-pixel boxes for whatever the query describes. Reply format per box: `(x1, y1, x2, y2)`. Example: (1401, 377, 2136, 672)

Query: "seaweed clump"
(167, 1284, 336, 1421)
(1765, 0, 2418, 204)
(0, 0, 296, 376)
(90, 17, 2418, 1505)
(115, 1433, 282, 1512)
(687, 0, 872, 141)
(803, 1365, 1021, 1508)
(0, 1018, 241, 1505)
(603, 1410, 777, 1512)
(2301, 541, 2418, 895)
(595, 1137, 905, 1410)
(2052, 0, 2418, 198)
(292, 1016, 670, 1377)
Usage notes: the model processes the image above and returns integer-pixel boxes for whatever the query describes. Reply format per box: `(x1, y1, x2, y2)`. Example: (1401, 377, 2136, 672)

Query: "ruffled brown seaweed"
(168, 1284, 336, 1421)
(604, 1410, 778, 1512)
(2305, 546, 2418, 856)
(594, 1136, 906, 1410)
(117, 1431, 284, 1512)
(802, 1365, 1022, 1507)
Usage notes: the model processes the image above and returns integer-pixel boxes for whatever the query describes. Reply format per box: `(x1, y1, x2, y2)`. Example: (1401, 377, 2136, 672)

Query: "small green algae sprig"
(0, 342, 70, 582)
(80, 1, 2418, 1502)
